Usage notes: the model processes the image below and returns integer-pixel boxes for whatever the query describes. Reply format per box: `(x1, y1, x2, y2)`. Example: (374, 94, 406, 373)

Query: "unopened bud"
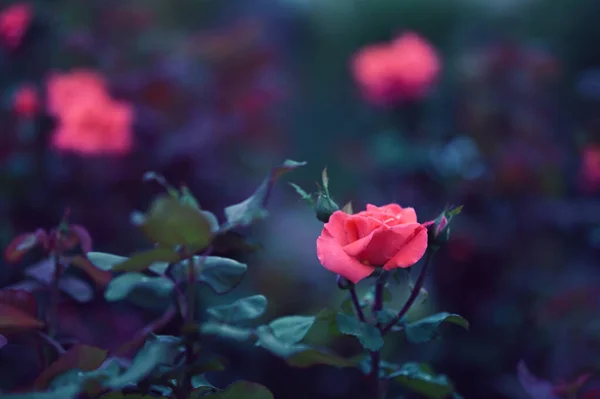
(426, 205, 462, 250)
(315, 193, 339, 223)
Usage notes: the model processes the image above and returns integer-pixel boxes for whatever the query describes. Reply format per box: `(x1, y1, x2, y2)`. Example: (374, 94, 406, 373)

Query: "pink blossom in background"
(46, 70, 109, 117)
(46, 69, 134, 155)
(351, 31, 440, 105)
(0, 2, 31, 50)
(578, 145, 600, 193)
(12, 84, 38, 119)
(51, 96, 133, 155)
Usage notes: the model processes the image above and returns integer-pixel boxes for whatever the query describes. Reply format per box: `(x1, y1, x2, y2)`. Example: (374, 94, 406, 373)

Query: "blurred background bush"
(2, 0, 600, 397)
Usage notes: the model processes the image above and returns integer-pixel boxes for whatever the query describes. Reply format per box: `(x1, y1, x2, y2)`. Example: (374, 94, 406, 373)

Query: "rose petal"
(317, 229, 374, 284)
(344, 215, 382, 244)
(367, 203, 403, 214)
(323, 211, 351, 244)
(397, 207, 417, 223)
(342, 223, 426, 268)
(384, 224, 428, 269)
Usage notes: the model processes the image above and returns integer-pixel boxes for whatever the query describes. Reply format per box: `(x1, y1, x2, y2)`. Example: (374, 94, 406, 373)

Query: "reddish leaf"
(0, 288, 38, 317)
(0, 303, 44, 334)
(33, 344, 107, 389)
(69, 225, 93, 254)
(4, 231, 44, 263)
(69, 255, 112, 287)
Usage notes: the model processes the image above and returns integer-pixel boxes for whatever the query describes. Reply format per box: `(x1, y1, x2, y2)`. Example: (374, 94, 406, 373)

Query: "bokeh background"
(2, 0, 600, 398)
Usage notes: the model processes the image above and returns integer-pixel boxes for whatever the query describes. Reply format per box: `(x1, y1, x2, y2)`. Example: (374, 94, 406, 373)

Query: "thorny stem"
(165, 263, 187, 318)
(48, 255, 62, 339)
(349, 286, 365, 322)
(370, 278, 385, 399)
(186, 255, 197, 327)
(181, 246, 212, 395)
(381, 249, 436, 335)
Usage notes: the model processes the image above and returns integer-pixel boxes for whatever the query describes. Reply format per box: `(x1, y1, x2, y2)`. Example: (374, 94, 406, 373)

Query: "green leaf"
(207, 295, 267, 322)
(111, 248, 180, 273)
(0, 386, 80, 399)
(34, 344, 107, 389)
(104, 339, 172, 389)
(321, 167, 330, 196)
(286, 348, 358, 368)
(335, 313, 384, 351)
(388, 362, 454, 399)
(448, 205, 463, 217)
(191, 374, 216, 390)
(404, 312, 469, 344)
(173, 256, 247, 294)
(266, 315, 316, 345)
(223, 159, 306, 228)
(341, 201, 353, 214)
(105, 273, 174, 302)
(288, 183, 314, 206)
(200, 322, 256, 342)
(358, 357, 401, 377)
(208, 381, 273, 399)
(132, 195, 214, 249)
(180, 185, 201, 210)
(256, 309, 340, 348)
(302, 309, 341, 344)
(255, 326, 355, 369)
(87, 252, 171, 275)
(142, 171, 179, 198)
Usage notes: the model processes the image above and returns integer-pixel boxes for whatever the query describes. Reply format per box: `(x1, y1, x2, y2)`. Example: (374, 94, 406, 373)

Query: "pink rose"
(316, 204, 428, 284)
(351, 31, 440, 105)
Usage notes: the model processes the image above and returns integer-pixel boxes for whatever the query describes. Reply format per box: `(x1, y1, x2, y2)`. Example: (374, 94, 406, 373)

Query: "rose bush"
(316, 203, 428, 283)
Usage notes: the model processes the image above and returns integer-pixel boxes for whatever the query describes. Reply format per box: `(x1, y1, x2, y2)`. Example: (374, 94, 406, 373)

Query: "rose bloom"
(0, 3, 31, 50)
(351, 31, 440, 105)
(51, 96, 133, 155)
(46, 69, 109, 117)
(317, 204, 428, 284)
(13, 83, 38, 118)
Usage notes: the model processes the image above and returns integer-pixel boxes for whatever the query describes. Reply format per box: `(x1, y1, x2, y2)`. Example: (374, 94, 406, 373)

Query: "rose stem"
(381, 249, 435, 335)
(349, 286, 366, 322)
(165, 263, 186, 318)
(48, 255, 62, 339)
(182, 246, 212, 394)
(181, 253, 197, 393)
(370, 278, 385, 399)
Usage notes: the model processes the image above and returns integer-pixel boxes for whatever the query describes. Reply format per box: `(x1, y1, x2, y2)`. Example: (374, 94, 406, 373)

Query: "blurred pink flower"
(0, 2, 31, 50)
(46, 69, 133, 155)
(51, 97, 133, 155)
(351, 31, 440, 105)
(579, 145, 600, 193)
(46, 70, 108, 116)
(13, 83, 38, 119)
